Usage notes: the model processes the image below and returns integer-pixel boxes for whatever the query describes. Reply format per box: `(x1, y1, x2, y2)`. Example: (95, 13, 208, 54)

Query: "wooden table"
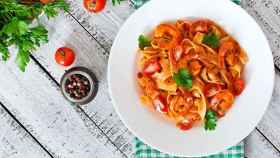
(0, 0, 280, 157)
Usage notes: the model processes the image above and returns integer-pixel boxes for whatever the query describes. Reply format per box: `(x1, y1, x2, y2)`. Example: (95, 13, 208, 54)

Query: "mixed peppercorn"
(65, 74, 91, 100)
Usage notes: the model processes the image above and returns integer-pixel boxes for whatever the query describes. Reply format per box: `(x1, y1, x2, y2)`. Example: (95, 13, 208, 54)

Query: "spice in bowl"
(60, 67, 98, 105)
(65, 74, 91, 100)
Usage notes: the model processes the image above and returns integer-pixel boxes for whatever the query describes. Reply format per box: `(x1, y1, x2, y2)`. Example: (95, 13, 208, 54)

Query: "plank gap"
(0, 101, 55, 158)
(256, 127, 280, 153)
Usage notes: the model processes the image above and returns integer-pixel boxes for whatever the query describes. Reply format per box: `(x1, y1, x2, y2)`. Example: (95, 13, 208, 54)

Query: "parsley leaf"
(43, 0, 70, 18)
(204, 109, 218, 131)
(138, 34, 151, 50)
(112, 0, 125, 6)
(1, 18, 28, 36)
(16, 48, 30, 72)
(173, 68, 193, 89)
(0, 42, 9, 61)
(202, 32, 220, 48)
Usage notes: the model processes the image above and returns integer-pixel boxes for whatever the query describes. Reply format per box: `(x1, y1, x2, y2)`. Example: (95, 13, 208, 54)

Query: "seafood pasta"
(136, 19, 248, 131)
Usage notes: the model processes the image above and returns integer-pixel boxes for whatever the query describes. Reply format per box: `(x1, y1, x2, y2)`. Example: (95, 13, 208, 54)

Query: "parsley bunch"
(0, 0, 69, 71)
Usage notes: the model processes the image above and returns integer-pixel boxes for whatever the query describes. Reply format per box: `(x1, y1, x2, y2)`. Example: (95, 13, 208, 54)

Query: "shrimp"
(209, 90, 234, 116)
(152, 24, 182, 50)
(218, 41, 239, 68)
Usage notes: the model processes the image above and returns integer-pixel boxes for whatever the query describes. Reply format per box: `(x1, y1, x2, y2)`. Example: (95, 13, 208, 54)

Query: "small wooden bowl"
(60, 67, 98, 105)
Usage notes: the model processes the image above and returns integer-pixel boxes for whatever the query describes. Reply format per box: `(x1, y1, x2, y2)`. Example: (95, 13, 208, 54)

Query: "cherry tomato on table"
(83, 0, 106, 13)
(55, 47, 76, 66)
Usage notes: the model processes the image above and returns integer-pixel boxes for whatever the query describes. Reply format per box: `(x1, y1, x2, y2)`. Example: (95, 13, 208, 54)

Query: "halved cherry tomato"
(233, 78, 245, 96)
(55, 47, 75, 66)
(191, 20, 210, 34)
(83, 0, 106, 13)
(143, 58, 161, 76)
(153, 95, 168, 114)
(204, 83, 223, 98)
(176, 119, 194, 131)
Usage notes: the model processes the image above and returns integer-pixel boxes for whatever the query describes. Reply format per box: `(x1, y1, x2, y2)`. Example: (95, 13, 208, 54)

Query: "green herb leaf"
(204, 109, 218, 130)
(2, 18, 28, 36)
(112, 0, 125, 6)
(138, 34, 151, 50)
(0, 42, 10, 61)
(202, 32, 220, 48)
(16, 48, 30, 72)
(173, 68, 193, 89)
(43, 0, 70, 18)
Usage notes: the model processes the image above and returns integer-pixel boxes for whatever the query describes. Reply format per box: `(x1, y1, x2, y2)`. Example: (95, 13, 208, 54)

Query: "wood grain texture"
(0, 106, 51, 158)
(242, 0, 280, 68)
(245, 130, 280, 158)
(65, 0, 134, 52)
(34, 13, 135, 157)
(0, 51, 128, 157)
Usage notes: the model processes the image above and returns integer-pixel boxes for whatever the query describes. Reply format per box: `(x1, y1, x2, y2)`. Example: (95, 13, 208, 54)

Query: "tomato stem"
(59, 51, 65, 57)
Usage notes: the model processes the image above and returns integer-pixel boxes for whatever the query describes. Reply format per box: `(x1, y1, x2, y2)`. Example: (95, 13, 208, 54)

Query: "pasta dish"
(136, 19, 248, 131)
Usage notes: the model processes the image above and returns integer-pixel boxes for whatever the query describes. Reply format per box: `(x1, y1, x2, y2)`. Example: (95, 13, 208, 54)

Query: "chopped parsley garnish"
(204, 109, 218, 131)
(138, 34, 151, 50)
(202, 32, 220, 48)
(173, 68, 193, 89)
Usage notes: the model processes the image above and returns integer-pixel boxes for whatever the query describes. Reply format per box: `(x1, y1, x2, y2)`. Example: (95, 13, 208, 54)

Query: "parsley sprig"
(112, 0, 125, 6)
(173, 68, 193, 89)
(0, 0, 69, 71)
(204, 109, 218, 131)
(138, 34, 151, 50)
(202, 32, 220, 48)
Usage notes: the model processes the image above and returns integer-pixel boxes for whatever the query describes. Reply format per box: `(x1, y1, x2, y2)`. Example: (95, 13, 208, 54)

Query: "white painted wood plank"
(246, 130, 280, 158)
(35, 13, 135, 157)
(0, 106, 51, 158)
(0, 55, 127, 157)
(65, 0, 134, 52)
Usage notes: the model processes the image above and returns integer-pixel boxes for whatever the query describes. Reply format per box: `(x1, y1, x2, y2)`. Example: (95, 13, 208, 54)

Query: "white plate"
(108, 0, 275, 157)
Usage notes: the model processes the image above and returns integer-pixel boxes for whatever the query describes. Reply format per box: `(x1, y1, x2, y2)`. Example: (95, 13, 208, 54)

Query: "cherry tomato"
(176, 119, 194, 131)
(55, 47, 75, 66)
(83, 0, 106, 13)
(204, 83, 223, 98)
(40, 0, 53, 4)
(153, 95, 168, 114)
(143, 58, 161, 76)
(233, 78, 245, 96)
(191, 20, 210, 34)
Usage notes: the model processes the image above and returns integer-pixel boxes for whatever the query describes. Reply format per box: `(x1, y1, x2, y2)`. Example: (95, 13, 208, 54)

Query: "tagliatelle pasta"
(136, 19, 248, 131)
